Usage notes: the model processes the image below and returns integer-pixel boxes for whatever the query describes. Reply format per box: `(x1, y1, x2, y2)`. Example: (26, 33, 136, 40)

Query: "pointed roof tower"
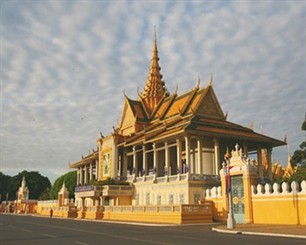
(139, 28, 169, 116)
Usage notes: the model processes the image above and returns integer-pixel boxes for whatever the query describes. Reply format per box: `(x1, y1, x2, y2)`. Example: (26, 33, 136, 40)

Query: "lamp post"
(225, 152, 235, 229)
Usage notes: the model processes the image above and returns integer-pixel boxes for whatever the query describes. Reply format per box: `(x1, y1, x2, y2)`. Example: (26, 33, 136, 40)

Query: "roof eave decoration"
(179, 80, 200, 116)
(69, 151, 99, 168)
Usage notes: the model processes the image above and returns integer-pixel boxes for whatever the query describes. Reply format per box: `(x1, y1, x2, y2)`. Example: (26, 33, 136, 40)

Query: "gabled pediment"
(118, 98, 137, 136)
(191, 85, 225, 119)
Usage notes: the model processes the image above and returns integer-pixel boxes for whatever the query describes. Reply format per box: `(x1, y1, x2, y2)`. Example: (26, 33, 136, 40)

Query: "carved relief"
(198, 92, 222, 118)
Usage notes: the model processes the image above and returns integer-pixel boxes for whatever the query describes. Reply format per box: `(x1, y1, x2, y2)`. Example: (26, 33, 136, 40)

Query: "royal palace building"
(69, 33, 285, 209)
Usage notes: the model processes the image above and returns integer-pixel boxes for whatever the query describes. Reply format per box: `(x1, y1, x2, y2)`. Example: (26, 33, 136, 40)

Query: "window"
(103, 153, 110, 176)
(169, 194, 174, 205)
(157, 195, 161, 205)
(179, 194, 185, 204)
(146, 193, 150, 205)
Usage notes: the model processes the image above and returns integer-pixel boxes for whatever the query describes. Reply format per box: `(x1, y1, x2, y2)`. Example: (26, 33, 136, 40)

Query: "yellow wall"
(103, 204, 213, 224)
(204, 186, 225, 222)
(98, 136, 113, 181)
(251, 182, 306, 225)
(132, 176, 206, 205)
(206, 181, 306, 225)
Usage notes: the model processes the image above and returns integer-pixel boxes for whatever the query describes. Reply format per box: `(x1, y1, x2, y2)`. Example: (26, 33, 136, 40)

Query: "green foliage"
(95, 177, 130, 186)
(49, 171, 76, 199)
(291, 119, 306, 167)
(38, 188, 51, 200)
(0, 172, 12, 202)
(0, 171, 51, 201)
(282, 166, 306, 185)
(302, 118, 306, 131)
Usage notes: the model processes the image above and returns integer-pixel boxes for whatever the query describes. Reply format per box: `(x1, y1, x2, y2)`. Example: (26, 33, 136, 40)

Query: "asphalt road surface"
(0, 214, 304, 245)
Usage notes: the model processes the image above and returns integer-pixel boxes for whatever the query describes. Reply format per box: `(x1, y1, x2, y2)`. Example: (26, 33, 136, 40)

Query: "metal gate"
(231, 175, 245, 223)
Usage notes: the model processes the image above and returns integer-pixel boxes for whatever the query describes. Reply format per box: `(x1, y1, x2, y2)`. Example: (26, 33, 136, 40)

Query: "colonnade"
(76, 159, 99, 185)
(119, 136, 222, 178)
(75, 140, 273, 186)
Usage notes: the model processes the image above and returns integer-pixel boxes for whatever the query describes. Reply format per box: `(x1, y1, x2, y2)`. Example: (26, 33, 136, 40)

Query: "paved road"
(0, 214, 304, 245)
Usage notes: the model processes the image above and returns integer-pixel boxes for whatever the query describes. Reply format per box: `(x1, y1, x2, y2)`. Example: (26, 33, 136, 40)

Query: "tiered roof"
(139, 29, 169, 116)
(71, 31, 286, 168)
(117, 32, 285, 150)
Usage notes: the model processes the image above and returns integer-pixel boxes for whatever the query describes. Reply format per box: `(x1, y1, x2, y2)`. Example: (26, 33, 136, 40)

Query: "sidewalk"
(212, 224, 306, 239)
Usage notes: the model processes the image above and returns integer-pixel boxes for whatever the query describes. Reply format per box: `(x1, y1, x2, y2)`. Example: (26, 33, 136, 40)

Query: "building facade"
(69, 33, 285, 209)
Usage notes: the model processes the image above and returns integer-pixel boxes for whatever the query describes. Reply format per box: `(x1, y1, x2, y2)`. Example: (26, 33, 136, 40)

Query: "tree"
(49, 171, 76, 199)
(0, 172, 12, 202)
(0, 171, 51, 201)
(12, 171, 51, 200)
(291, 117, 306, 167)
(283, 166, 306, 185)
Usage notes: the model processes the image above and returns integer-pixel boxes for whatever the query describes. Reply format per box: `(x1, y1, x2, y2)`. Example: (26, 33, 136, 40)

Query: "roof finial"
(174, 84, 178, 95)
(208, 73, 213, 86)
(196, 76, 200, 88)
(154, 25, 157, 41)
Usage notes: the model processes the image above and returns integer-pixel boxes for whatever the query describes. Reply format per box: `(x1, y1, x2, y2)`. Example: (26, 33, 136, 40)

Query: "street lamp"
(225, 150, 235, 229)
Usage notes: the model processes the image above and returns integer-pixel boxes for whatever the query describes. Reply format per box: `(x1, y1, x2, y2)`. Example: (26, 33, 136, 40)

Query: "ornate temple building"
(69, 32, 285, 208)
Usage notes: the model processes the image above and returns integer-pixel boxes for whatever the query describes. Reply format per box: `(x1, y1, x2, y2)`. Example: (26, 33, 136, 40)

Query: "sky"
(1, 0, 305, 183)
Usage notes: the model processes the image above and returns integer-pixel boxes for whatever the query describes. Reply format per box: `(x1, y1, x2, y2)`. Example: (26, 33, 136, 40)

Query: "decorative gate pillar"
(58, 182, 69, 206)
(220, 144, 258, 224)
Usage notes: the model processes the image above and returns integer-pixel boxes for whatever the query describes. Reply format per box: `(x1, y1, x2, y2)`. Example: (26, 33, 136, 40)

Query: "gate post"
(221, 144, 258, 224)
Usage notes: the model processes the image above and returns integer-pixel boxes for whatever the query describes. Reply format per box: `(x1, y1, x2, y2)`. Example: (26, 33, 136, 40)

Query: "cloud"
(1, 0, 305, 180)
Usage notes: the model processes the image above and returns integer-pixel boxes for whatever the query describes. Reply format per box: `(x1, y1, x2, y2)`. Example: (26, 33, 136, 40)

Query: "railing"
(127, 173, 219, 184)
(103, 204, 212, 214)
(102, 185, 133, 191)
(189, 174, 220, 182)
(86, 206, 103, 212)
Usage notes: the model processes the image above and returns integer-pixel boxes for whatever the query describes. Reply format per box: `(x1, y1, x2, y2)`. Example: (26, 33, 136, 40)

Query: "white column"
(197, 138, 203, 174)
(133, 146, 138, 176)
(118, 155, 122, 177)
(267, 147, 273, 180)
(191, 141, 196, 174)
(153, 143, 158, 175)
(80, 167, 83, 185)
(84, 165, 88, 184)
(165, 142, 170, 175)
(176, 139, 182, 173)
(213, 139, 220, 175)
(185, 136, 191, 173)
(77, 168, 80, 185)
(143, 145, 147, 175)
(95, 159, 99, 181)
(112, 138, 118, 178)
(123, 151, 128, 177)
(89, 163, 93, 181)
(257, 147, 263, 181)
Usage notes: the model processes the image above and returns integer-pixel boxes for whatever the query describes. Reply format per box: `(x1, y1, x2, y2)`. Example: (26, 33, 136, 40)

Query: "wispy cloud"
(1, 0, 305, 181)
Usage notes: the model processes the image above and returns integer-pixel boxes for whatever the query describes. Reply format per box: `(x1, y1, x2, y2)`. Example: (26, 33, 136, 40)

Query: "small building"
(15, 176, 36, 213)
(69, 32, 285, 210)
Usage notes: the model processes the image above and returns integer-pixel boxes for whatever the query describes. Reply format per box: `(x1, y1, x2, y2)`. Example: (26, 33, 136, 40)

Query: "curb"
(5, 213, 217, 227)
(212, 227, 306, 239)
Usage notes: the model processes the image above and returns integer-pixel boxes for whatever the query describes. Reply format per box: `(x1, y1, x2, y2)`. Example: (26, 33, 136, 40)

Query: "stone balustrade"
(252, 180, 306, 195)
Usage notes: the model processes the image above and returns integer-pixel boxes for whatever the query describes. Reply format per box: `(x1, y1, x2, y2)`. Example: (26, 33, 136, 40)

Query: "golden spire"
(139, 27, 168, 114)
